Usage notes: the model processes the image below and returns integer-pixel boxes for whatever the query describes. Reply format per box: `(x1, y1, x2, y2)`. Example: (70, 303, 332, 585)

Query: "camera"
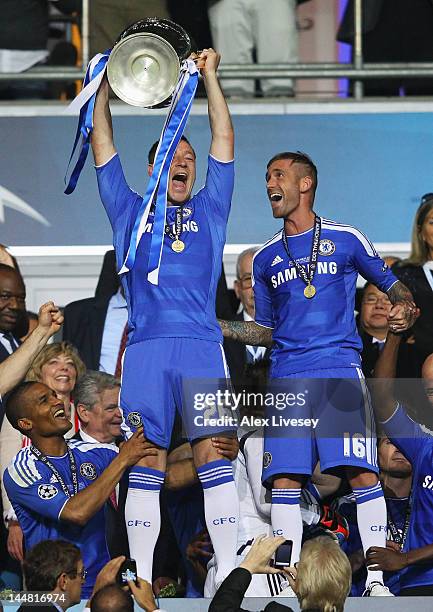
(274, 539, 293, 569)
(116, 558, 137, 586)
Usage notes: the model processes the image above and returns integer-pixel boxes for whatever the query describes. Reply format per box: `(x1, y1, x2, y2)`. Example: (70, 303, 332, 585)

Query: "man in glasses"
(17, 540, 85, 611)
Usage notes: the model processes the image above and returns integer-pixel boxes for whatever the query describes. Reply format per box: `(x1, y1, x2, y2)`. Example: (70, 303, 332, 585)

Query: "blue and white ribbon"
(64, 51, 111, 194)
(120, 59, 198, 284)
(64, 53, 198, 286)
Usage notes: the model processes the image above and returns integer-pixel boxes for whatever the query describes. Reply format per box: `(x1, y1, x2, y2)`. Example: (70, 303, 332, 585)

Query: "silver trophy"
(106, 18, 192, 108)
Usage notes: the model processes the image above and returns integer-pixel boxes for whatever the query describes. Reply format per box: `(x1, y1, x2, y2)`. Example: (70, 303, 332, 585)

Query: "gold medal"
(171, 239, 185, 253)
(303, 284, 316, 299)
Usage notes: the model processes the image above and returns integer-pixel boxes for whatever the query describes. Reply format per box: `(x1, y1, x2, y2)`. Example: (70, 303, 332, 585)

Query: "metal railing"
(1, 0, 433, 100)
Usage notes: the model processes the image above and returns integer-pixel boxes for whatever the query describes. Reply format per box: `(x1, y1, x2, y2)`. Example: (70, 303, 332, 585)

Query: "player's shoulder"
(6, 447, 43, 488)
(253, 231, 283, 268)
(68, 439, 118, 457)
(321, 217, 376, 253)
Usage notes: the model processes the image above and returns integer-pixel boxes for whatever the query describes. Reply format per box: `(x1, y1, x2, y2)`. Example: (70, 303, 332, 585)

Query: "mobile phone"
(274, 539, 293, 569)
(116, 558, 137, 585)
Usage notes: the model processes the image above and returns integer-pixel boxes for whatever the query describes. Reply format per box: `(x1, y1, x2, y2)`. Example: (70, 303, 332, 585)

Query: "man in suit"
(359, 282, 417, 379)
(224, 248, 270, 389)
(0, 263, 26, 366)
(73, 371, 128, 558)
(18, 539, 85, 611)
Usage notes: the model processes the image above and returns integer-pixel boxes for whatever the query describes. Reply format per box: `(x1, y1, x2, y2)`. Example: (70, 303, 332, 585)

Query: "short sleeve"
(252, 257, 274, 329)
(199, 156, 234, 223)
(381, 403, 427, 464)
(350, 229, 398, 293)
(3, 468, 69, 522)
(95, 154, 141, 229)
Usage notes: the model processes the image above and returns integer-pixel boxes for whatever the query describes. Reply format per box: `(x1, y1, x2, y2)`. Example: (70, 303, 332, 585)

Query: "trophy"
(106, 18, 193, 108)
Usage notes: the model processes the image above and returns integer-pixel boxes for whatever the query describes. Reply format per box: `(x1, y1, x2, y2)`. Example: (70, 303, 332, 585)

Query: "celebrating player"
(220, 151, 417, 596)
(90, 49, 239, 586)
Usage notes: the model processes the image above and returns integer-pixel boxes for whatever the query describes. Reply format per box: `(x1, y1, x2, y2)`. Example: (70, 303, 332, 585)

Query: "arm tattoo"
(218, 320, 273, 347)
(387, 280, 417, 328)
(387, 280, 415, 307)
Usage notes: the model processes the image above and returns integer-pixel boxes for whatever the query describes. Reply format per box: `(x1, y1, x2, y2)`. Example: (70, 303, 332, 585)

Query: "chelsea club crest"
(318, 239, 335, 256)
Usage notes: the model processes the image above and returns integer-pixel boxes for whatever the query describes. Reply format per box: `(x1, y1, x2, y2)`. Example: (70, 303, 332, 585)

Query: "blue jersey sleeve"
(350, 229, 398, 293)
(199, 155, 234, 224)
(252, 256, 275, 329)
(95, 154, 143, 231)
(3, 467, 69, 522)
(381, 403, 427, 464)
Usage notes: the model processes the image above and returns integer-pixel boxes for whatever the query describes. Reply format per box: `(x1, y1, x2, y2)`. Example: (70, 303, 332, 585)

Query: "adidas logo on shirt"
(271, 255, 283, 267)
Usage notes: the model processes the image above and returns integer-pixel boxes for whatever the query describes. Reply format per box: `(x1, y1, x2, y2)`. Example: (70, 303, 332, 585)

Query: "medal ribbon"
(119, 60, 198, 283)
(164, 206, 184, 244)
(387, 497, 411, 550)
(281, 215, 321, 290)
(30, 443, 79, 498)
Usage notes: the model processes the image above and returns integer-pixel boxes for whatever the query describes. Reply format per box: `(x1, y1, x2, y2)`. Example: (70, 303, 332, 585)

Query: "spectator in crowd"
(368, 331, 433, 595)
(73, 370, 128, 559)
(337, 0, 433, 96)
(220, 150, 416, 596)
(3, 380, 157, 598)
(393, 194, 433, 372)
(223, 247, 270, 389)
(0, 302, 63, 399)
(26, 341, 86, 429)
(358, 282, 417, 378)
(207, 0, 298, 98)
(286, 536, 352, 611)
(90, 579, 164, 612)
(0, 263, 26, 369)
(338, 435, 412, 595)
(18, 540, 85, 611)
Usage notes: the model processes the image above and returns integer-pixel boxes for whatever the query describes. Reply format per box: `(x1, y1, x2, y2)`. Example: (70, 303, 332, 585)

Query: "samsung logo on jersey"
(143, 220, 199, 234)
(422, 475, 433, 489)
(271, 261, 338, 288)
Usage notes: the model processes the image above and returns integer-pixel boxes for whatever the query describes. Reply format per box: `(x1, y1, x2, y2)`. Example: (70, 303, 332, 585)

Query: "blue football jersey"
(252, 218, 397, 375)
(4, 440, 117, 598)
(96, 154, 234, 344)
(382, 404, 433, 589)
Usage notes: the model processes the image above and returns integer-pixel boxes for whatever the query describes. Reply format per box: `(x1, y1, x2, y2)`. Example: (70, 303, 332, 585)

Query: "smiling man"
(220, 150, 417, 596)
(3, 381, 157, 598)
(90, 48, 239, 587)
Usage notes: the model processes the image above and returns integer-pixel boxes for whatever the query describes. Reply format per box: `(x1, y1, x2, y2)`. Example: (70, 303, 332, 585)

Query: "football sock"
(271, 488, 303, 564)
(353, 482, 387, 586)
(125, 466, 164, 583)
(197, 459, 239, 584)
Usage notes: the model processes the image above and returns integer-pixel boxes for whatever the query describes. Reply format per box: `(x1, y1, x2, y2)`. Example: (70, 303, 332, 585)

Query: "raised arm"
(371, 332, 402, 422)
(219, 319, 273, 347)
(196, 49, 234, 162)
(60, 429, 156, 525)
(0, 302, 63, 396)
(91, 76, 116, 167)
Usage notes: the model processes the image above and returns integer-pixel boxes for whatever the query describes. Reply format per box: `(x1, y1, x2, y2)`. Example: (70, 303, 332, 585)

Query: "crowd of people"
(3, 0, 433, 99)
(2, 13, 433, 612)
